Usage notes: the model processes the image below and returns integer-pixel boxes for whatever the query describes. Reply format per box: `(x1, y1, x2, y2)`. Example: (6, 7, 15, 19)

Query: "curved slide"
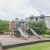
(30, 28, 42, 38)
(18, 28, 28, 38)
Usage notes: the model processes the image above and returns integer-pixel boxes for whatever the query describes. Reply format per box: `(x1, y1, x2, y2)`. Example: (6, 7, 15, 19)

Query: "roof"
(26, 14, 50, 19)
(40, 14, 45, 18)
(19, 19, 25, 23)
(29, 15, 34, 19)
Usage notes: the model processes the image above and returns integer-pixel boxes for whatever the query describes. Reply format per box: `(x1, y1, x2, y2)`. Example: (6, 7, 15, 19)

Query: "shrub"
(0, 19, 10, 34)
(27, 21, 47, 35)
(46, 30, 50, 35)
(27, 30, 33, 35)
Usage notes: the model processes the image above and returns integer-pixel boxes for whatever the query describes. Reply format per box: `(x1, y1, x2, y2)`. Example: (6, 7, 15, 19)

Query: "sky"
(0, 0, 50, 21)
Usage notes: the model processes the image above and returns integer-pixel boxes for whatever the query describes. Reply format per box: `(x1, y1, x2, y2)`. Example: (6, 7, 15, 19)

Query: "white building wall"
(26, 16, 50, 29)
(45, 17, 50, 29)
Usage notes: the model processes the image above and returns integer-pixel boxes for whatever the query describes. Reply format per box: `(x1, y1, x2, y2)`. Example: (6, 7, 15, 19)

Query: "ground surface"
(0, 35, 50, 46)
(6, 42, 50, 50)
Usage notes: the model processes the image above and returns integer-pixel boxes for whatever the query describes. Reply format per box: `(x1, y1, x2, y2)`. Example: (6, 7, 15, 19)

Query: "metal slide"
(18, 28, 28, 38)
(30, 28, 42, 38)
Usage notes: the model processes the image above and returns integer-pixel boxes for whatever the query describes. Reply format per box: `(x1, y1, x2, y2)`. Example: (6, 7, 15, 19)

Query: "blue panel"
(16, 23, 21, 27)
(29, 25, 32, 29)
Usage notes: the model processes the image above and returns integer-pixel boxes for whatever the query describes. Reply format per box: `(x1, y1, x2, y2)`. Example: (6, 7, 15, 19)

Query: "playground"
(0, 17, 50, 50)
(0, 35, 50, 50)
(0, 35, 45, 46)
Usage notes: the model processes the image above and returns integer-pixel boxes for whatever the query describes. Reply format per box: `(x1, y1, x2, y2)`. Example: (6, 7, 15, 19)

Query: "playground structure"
(10, 14, 50, 38)
(10, 19, 42, 38)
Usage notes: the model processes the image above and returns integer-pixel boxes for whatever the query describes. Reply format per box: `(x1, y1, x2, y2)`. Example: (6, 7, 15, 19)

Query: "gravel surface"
(0, 35, 50, 46)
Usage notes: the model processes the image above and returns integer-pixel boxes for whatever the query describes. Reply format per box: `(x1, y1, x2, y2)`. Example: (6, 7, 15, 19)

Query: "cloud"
(19, 7, 40, 18)
(0, 0, 40, 18)
(46, 14, 50, 16)
(0, 0, 50, 20)
(36, 8, 46, 15)
(0, 11, 7, 16)
(31, 0, 50, 14)
(3, 0, 25, 11)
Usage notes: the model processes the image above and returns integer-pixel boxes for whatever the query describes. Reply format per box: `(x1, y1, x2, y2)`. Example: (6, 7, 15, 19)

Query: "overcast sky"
(0, 0, 50, 21)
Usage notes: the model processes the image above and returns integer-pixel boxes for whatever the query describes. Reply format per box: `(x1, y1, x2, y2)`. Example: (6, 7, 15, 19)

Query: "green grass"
(6, 42, 50, 50)
(42, 34, 50, 37)
(0, 46, 3, 50)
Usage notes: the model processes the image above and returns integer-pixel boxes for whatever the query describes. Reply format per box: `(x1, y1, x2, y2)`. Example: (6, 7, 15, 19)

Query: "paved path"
(0, 35, 50, 46)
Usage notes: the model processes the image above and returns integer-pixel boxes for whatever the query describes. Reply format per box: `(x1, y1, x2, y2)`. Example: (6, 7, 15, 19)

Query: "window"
(36, 18, 38, 21)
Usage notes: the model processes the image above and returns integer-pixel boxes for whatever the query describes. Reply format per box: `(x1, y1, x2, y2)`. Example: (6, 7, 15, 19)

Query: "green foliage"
(27, 21, 47, 35)
(0, 19, 10, 34)
(27, 30, 33, 35)
(46, 30, 50, 35)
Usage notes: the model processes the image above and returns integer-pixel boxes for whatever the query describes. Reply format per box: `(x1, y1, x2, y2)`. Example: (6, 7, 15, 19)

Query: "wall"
(45, 16, 50, 29)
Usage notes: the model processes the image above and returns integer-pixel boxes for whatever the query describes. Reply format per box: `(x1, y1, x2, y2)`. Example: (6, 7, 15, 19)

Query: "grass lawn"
(6, 42, 50, 50)
(42, 34, 50, 37)
(0, 46, 3, 50)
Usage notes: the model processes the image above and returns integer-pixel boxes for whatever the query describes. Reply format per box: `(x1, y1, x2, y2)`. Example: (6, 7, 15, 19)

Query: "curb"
(3, 40, 50, 49)
(0, 43, 4, 50)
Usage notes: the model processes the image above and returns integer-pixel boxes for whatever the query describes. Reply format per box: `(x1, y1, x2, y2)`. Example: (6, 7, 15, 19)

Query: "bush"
(0, 19, 10, 34)
(27, 30, 33, 35)
(46, 30, 50, 35)
(27, 21, 47, 35)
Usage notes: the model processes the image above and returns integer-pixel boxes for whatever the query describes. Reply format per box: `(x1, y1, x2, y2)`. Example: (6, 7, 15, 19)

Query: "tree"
(0, 19, 10, 34)
(27, 21, 47, 35)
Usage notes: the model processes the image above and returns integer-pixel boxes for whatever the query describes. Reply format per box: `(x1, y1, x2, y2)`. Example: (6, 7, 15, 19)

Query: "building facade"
(26, 15, 50, 29)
